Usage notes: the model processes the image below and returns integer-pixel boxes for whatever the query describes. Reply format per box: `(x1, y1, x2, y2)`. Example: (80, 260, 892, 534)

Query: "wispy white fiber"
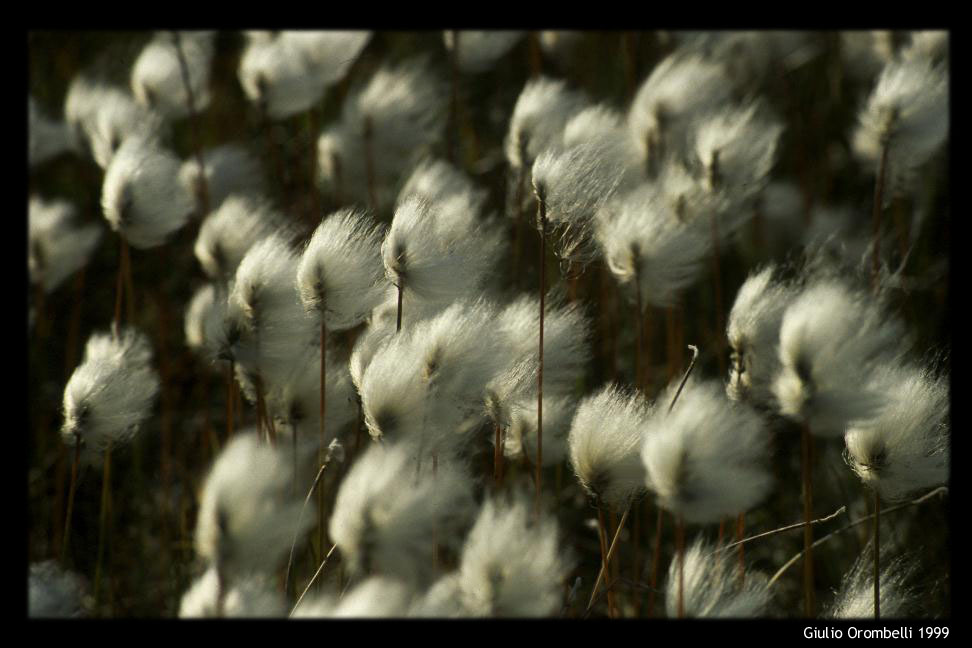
(131, 31, 214, 119)
(642, 378, 772, 523)
(61, 328, 160, 458)
(829, 549, 919, 618)
(844, 362, 949, 501)
(179, 143, 267, 210)
(29, 196, 102, 294)
(101, 133, 194, 249)
(194, 195, 285, 280)
(568, 383, 651, 507)
(506, 77, 589, 171)
(178, 567, 285, 618)
(293, 577, 413, 618)
(297, 208, 386, 331)
(665, 538, 772, 618)
(504, 395, 577, 468)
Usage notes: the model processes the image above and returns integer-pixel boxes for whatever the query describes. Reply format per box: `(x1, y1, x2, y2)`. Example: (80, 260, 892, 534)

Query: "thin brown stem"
(306, 108, 321, 226)
(493, 422, 504, 485)
(59, 439, 81, 564)
(121, 232, 135, 327)
(291, 543, 338, 617)
(647, 505, 664, 617)
(676, 514, 685, 619)
(396, 280, 403, 333)
(801, 421, 816, 617)
(595, 505, 618, 617)
(286, 456, 334, 598)
(225, 361, 235, 441)
(93, 444, 112, 613)
(668, 345, 699, 413)
(587, 505, 631, 614)
(113, 238, 124, 337)
(737, 513, 745, 583)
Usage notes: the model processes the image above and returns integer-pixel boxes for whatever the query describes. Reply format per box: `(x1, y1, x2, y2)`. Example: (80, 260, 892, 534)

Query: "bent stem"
(801, 421, 816, 617)
(587, 504, 631, 615)
(286, 456, 334, 598)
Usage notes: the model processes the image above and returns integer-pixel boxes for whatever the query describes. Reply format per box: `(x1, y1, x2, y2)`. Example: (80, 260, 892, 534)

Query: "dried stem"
(646, 505, 664, 617)
(59, 438, 81, 564)
(291, 543, 338, 617)
(587, 504, 631, 614)
(801, 421, 816, 617)
(93, 444, 112, 613)
(668, 345, 699, 413)
(286, 455, 335, 598)
(493, 422, 504, 485)
(396, 280, 403, 333)
(595, 504, 618, 617)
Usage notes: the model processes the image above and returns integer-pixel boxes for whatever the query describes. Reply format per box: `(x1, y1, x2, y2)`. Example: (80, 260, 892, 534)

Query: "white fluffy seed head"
(443, 31, 525, 73)
(397, 157, 487, 213)
(853, 57, 949, 199)
(360, 300, 504, 456)
(29, 96, 79, 167)
(131, 31, 214, 119)
(454, 495, 570, 617)
(504, 394, 576, 468)
(184, 283, 222, 356)
(28, 196, 102, 294)
(61, 328, 160, 459)
(726, 265, 797, 406)
(328, 442, 476, 586)
(178, 567, 285, 618)
(318, 57, 445, 210)
(179, 143, 267, 210)
(691, 101, 784, 205)
(596, 182, 712, 309)
(568, 384, 651, 507)
(844, 362, 949, 501)
(642, 378, 772, 523)
(101, 133, 194, 249)
(297, 208, 386, 330)
(901, 30, 949, 64)
(239, 31, 370, 120)
(665, 538, 772, 618)
(829, 549, 919, 618)
(628, 54, 734, 164)
(293, 577, 413, 618)
(29, 561, 86, 618)
(195, 432, 309, 578)
(506, 76, 589, 171)
(194, 195, 284, 280)
(773, 277, 908, 434)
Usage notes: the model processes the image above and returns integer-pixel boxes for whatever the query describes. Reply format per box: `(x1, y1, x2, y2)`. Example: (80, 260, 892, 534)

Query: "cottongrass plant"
(179, 568, 285, 618)
(29, 196, 102, 296)
(293, 577, 413, 618)
(665, 538, 772, 618)
(194, 195, 285, 282)
(194, 431, 308, 614)
(179, 144, 267, 213)
(328, 441, 476, 586)
(29, 96, 79, 167)
(318, 57, 445, 211)
(844, 360, 949, 617)
(29, 561, 87, 618)
(131, 31, 214, 120)
(829, 549, 919, 618)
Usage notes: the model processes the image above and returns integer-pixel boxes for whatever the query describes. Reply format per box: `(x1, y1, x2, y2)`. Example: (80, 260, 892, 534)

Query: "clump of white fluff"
(452, 496, 570, 617)
(444, 31, 525, 73)
(61, 328, 160, 459)
(844, 362, 949, 501)
(195, 432, 309, 578)
(194, 195, 285, 281)
(293, 577, 413, 618)
(596, 181, 712, 310)
(179, 143, 267, 210)
(29, 196, 102, 294)
(184, 283, 222, 355)
(297, 208, 386, 331)
(773, 277, 907, 435)
(852, 57, 949, 201)
(506, 76, 589, 172)
(568, 384, 651, 507)
(318, 57, 444, 210)
(239, 31, 371, 120)
(642, 378, 772, 523)
(179, 567, 285, 618)
(131, 31, 214, 119)
(101, 133, 194, 249)
(397, 157, 488, 212)
(29, 96, 79, 166)
(726, 265, 796, 406)
(829, 549, 919, 618)
(504, 395, 577, 468)
(665, 538, 772, 618)
(29, 561, 86, 618)
(328, 442, 475, 586)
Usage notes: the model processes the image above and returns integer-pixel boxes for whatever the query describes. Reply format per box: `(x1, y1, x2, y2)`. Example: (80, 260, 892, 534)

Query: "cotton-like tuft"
(505, 77, 589, 171)
(195, 432, 309, 578)
(179, 143, 267, 210)
(568, 384, 651, 507)
(852, 57, 948, 200)
(397, 157, 487, 212)
(829, 549, 919, 618)
(453, 496, 570, 617)
(318, 57, 444, 210)
(773, 277, 907, 434)
(29, 196, 102, 294)
(29, 96, 78, 166)
(178, 567, 285, 618)
(184, 283, 222, 355)
(62, 328, 160, 458)
(29, 561, 86, 618)
(844, 362, 949, 501)
(293, 577, 413, 618)
(444, 31, 525, 73)
(596, 181, 712, 309)
(665, 538, 772, 617)
(101, 133, 194, 249)
(297, 208, 386, 331)
(131, 31, 214, 119)
(239, 31, 370, 120)
(726, 265, 796, 406)
(194, 195, 285, 281)
(328, 442, 475, 586)
(642, 378, 772, 523)
(901, 30, 949, 64)
(504, 395, 576, 468)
